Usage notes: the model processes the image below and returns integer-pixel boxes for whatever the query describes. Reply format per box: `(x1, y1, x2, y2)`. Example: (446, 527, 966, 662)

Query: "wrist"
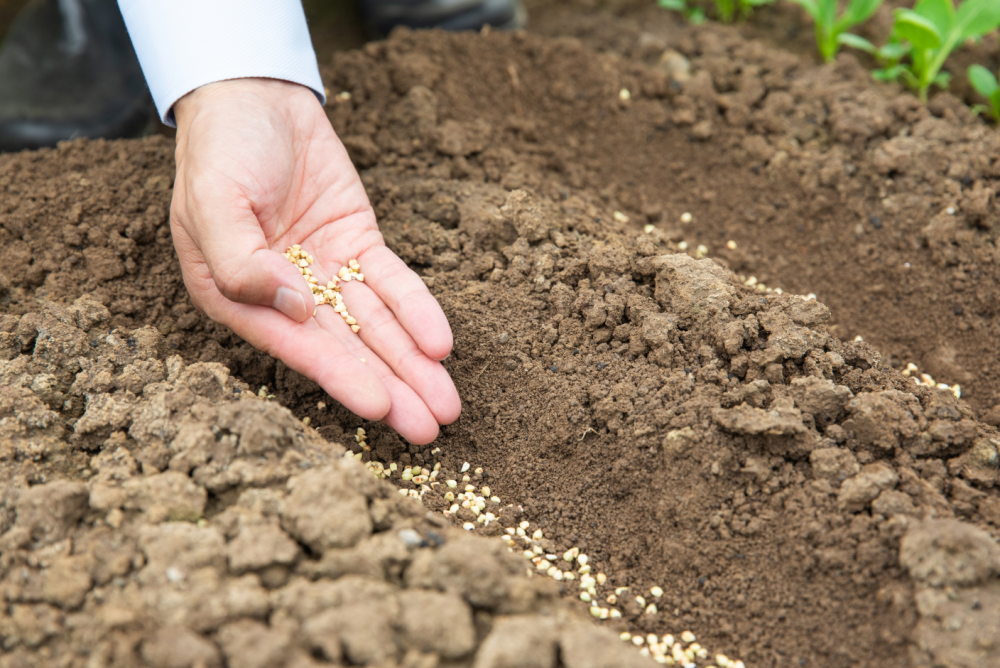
(173, 78, 319, 134)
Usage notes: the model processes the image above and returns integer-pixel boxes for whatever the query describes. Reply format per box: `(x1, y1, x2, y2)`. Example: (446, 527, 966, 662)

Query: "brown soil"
(2, 16, 1000, 668)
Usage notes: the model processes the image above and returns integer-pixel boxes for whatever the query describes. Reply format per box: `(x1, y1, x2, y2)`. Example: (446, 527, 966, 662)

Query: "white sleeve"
(118, 0, 326, 127)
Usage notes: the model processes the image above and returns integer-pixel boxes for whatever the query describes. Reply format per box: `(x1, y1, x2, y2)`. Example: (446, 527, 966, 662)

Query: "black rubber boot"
(0, 0, 154, 153)
(361, 0, 526, 37)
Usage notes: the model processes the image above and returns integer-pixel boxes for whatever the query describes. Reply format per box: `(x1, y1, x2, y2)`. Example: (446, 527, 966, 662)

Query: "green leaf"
(955, 0, 1000, 41)
(787, 0, 819, 20)
(743, 0, 775, 7)
(689, 7, 706, 23)
(837, 33, 877, 53)
(991, 88, 1000, 111)
(932, 70, 952, 89)
(658, 0, 686, 9)
(877, 42, 911, 61)
(913, 0, 954, 36)
(873, 65, 906, 81)
(843, 0, 883, 27)
(895, 9, 942, 50)
(968, 64, 1000, 97)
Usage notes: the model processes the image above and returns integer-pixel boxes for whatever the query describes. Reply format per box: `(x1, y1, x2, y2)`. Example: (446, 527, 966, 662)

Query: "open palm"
(170, 79, 460, 444)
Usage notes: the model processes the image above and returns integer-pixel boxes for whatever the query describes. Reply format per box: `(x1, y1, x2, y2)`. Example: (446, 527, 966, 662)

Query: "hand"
(170, 78, 460, 444)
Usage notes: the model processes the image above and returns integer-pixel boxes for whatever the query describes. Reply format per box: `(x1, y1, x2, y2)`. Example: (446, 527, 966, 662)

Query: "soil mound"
(1, 25, 1000, 668)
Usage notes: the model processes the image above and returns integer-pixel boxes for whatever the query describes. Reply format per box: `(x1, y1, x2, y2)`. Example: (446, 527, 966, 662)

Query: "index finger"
(356, 245, 453, 361)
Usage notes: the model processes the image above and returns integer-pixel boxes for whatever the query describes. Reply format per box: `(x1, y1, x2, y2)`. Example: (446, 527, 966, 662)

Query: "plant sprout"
(865, 0, 1000, 102)
(788, 0, 883, 63)
(658, 0, 773, 23)
(968, 64, 1000, 121)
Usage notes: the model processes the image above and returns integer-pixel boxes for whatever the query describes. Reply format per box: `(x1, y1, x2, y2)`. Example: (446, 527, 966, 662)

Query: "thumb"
(210, 247, 316, 323)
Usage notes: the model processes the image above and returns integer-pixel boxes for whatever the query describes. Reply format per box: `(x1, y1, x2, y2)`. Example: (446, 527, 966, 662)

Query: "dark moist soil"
(2, 19, 1000, 668)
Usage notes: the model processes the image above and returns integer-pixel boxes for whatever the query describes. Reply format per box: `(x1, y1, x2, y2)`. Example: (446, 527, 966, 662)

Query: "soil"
(2, 12, 1000, 668)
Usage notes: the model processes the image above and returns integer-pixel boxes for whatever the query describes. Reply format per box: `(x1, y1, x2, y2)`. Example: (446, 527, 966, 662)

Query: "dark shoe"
(0, 0, 154, 153)
(361, 0, 526, 37)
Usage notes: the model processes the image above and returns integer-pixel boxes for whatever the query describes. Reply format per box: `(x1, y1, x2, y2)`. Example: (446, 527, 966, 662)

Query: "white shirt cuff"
(118, 0, 326, 127)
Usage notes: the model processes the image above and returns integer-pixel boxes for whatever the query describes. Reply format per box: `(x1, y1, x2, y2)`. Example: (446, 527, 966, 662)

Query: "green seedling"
(788, 0, 883, 63)
(658, 0, 706, 24)
(968, 64, 1000, 120)
(658, 0, 772, 23)
(869, 0, 1000, 102)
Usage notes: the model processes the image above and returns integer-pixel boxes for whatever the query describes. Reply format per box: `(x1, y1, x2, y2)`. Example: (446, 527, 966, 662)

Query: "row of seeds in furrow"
(332, 426, 747, 667)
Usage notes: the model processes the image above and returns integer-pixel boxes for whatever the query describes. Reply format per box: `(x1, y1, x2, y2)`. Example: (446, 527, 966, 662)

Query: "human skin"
(170, 78, 461, 444)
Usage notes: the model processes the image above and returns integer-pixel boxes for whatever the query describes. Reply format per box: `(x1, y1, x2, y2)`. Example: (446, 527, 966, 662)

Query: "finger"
(317, 309, 441, 444)
(180, 183, 315, 323)
(336, 278, 461, 426)
(356, 246, 454, 361)
(207, 297, 391, 421)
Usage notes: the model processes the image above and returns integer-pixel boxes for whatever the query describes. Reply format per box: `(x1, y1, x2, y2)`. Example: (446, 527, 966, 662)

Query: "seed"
(444, 492, 455, 502)
(650, 586, 664, 598)
(696, 244, 708, 259)
(716, 656, 731, 668)
(532, 529, 544, 540)
(632, 636, 644, 647)
(613, 211, 629, 223)
(619, 88, 631, 101)
(590, 606, 602, 618)
(302, 416, 311, 426)
(636, 596, 646, 607)
(610, 609, 621, 619)
(475, 467, 484, 475)
(596, 573, 607, 586)
(681, 631, 696, 643)
(644, 223, 655, 233)
(482, 486, 491, 496)
(462, 462, 471, 473)
(615, 587, 629, 595)
(401, 470, 412, 481)
(580, 592, 592, 603)
(680, 212, 692, 223)
(351, 325, 360, 333)
(620, 632, 631, 642)
(563, 572, 576, 580)
(647, 634, 659, 646)
(726, 240, 737, 249)
(333, 303, 346, 313)
(563, 548, 579, 562)
(297, 259, 309, 267)
(342, 274, 352, 282)
(462, 474, 470, 482)
(579, 564, 591, 575)
(645, 603, 658, 615)
(338, 266, 348, 278)
(607, 594, 617, 605)
(462, 523, 475, 531)
(356, 274, 364, 282)
(349, 259, 360, 270)
(577, 554, 589, 566)
(490, 496, 501, 503)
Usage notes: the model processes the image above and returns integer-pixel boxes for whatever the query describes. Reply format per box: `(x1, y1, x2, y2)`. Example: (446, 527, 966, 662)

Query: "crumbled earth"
(0, 298, 644, 668)
(1, 21, 1000, 668)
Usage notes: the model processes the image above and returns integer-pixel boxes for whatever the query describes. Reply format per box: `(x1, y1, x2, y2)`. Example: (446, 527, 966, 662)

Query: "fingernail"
(273, 286, 307, 322)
